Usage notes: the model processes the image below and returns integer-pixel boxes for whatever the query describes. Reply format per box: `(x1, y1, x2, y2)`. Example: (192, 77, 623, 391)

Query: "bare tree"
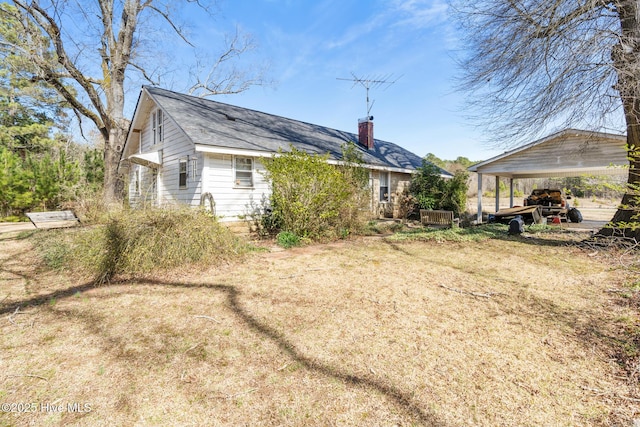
(451, 0, 640, 238)
(188, 27, 268, 97)
(0, 1, 265, 203)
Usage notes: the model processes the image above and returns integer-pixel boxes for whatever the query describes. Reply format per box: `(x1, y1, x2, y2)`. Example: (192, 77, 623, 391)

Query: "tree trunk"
(596, 2, 640, 241)
(597, 144, 640, 240)
(103, 126, 126, 204)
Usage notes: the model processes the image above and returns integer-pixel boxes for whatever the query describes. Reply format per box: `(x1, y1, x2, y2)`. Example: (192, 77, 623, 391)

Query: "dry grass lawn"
(1, 229, 639, 426)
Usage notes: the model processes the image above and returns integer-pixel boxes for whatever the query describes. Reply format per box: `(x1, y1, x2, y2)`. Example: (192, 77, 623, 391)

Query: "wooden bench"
(420, 209, 459, 228)
(26, 210, 81, 229)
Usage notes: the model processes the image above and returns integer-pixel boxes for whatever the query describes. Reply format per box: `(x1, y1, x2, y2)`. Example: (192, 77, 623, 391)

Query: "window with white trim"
(379, 171, 389, 202)
(152, 109, 164, 145)
(234, 157, 253, 187)
(179, 158, 187, 189)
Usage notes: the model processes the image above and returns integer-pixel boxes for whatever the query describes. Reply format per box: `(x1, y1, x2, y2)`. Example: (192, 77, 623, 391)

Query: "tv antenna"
(337, 72, 402, 117)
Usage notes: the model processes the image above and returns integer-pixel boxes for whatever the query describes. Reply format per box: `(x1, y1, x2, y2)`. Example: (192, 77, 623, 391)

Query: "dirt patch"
(1, 233, 639, 426)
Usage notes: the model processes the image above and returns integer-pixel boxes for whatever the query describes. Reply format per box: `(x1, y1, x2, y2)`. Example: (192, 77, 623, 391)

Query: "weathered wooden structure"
(26, 210, 81, 229)
(420, 209, 459, 228)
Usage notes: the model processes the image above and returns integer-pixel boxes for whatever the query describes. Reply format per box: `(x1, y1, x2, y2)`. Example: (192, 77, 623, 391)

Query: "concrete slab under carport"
(468, 129, 628, 223)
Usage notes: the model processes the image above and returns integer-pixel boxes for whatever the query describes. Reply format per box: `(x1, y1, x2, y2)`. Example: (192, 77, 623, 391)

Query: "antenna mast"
(337, 72, 401, 116)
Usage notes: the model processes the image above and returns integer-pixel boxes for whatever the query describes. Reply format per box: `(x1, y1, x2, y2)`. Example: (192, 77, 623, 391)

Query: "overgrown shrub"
(243, 194, 281, 237)
(409, 160, 469, 217)
(440, 170, 469, 215)
(409, 161, 447, 210)
(261, 146, 369, 240)
(36, 207, 250, 283)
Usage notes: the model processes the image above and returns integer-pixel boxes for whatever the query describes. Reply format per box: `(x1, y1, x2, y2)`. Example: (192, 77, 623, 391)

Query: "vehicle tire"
(568, 208, 583, 223)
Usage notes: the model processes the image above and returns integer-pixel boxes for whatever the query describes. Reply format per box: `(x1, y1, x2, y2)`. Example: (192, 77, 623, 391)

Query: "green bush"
(276, 231, 301, 248)
(409, 160, 469, 217)
(440, 170, 469, 215)
(262, 146, 369, 240)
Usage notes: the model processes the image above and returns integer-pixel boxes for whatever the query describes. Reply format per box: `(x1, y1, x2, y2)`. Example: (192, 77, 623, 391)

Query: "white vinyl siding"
(130, 102, 202, 207)
(129, 163, 158, 205)
(202, 154, 270, 221)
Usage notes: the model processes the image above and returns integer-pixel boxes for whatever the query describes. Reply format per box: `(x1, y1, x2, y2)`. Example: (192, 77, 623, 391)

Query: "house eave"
(195, 144, 274, 158)
(468, 128, 627, 173)
(195, 144, 418, 174)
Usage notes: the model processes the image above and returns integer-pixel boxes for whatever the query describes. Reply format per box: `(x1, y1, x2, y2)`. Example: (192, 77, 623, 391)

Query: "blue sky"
(162, 0, 504, 162)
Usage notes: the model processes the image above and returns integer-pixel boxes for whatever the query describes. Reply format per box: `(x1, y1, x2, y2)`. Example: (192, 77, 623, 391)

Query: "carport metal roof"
(468, 129, 629, 222)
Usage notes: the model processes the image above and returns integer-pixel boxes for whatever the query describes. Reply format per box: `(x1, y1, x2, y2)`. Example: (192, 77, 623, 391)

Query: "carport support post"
(509, 178, 514, 208)
(495, 176, 500, 212)
(477, 173, 483, 224)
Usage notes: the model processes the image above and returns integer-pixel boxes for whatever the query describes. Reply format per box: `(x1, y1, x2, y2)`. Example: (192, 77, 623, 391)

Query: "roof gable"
(468, 129, 628, 178)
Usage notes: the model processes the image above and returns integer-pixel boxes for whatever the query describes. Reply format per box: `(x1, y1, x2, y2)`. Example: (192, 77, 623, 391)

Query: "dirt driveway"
(0, 221, 79, 234)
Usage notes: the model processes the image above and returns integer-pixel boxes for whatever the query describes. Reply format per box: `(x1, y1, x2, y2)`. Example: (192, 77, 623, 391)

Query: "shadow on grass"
(0, 277, 447, 426)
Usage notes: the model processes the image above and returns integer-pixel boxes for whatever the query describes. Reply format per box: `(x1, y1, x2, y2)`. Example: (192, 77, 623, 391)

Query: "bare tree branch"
(1, 0, 269, 202)
(188, 27, 268, 97)
(451, 0, 640, 236)
(146, 4, 194, 47)
(14, 1, 110, 131)
(452, 0, 621, 146)
(129, 61, 160, 85)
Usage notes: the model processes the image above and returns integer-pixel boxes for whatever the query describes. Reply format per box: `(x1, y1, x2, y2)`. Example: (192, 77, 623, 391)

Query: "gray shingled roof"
(144, 86, 450, 175)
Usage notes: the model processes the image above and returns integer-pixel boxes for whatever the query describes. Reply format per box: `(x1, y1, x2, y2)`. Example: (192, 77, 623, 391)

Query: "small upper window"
(179, 158, 187, 189)
(152, 109, 164, 145)
(235, 157, 253, 187)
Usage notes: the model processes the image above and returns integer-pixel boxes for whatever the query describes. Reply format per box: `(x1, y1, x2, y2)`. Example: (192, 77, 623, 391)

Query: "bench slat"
(420, 209, 459, 227)
(26, 210, 80, 228)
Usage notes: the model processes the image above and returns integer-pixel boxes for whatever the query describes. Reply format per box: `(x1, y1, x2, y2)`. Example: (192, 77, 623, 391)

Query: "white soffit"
(128, 151, 162, 168)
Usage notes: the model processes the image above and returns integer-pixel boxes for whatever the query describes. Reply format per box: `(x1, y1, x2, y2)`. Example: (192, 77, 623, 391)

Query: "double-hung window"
(152, 109, 164, 145)
(379, 171, 389, 203)
(179, 158, 188, 189)
(234, 157, 253, 187)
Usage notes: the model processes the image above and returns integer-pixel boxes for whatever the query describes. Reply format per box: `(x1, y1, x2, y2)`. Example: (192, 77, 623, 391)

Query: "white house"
(120, 86, 451, 221)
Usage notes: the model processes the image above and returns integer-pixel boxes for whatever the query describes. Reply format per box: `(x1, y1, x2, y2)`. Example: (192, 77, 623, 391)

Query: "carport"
(468, 129, 629, 223)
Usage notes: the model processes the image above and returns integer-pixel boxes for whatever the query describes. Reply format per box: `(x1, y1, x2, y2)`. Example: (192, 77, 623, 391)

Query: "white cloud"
(325, 0, 448, 50)
(390, 0, 449, 29)
(325, 13, 388, 50)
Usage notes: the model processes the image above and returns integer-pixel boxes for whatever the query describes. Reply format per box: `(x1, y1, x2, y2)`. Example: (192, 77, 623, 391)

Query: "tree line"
(0, 76, 104, 218)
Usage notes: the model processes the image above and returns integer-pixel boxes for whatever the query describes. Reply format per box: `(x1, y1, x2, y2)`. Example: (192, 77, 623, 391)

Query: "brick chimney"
(358, 116, 374, 149)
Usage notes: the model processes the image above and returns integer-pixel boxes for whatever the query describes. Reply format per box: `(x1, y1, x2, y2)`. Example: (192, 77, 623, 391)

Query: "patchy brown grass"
(1, 230, 639, 426)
